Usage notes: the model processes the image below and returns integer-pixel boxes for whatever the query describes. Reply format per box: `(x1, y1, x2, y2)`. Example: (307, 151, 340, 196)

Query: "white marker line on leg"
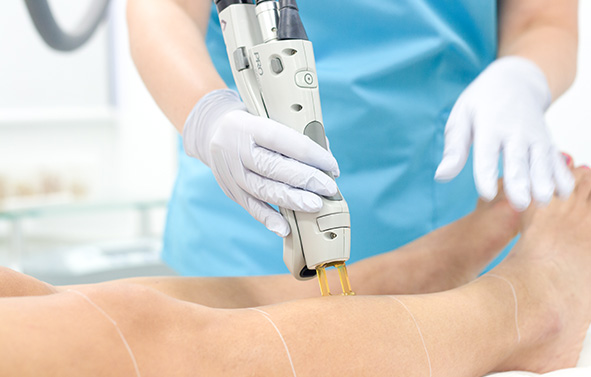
(249, 307, 297, 377)
(67, 289, 141, 377)
(389, 296, 432, 377)
(485, 274, 521, 343)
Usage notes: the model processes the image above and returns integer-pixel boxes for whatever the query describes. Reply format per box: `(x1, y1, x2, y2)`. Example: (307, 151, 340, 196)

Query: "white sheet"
(487, 326, 591, 377)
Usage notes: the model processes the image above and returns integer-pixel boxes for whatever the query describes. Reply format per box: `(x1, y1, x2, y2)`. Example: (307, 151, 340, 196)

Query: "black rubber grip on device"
(215, 0, 252, 14)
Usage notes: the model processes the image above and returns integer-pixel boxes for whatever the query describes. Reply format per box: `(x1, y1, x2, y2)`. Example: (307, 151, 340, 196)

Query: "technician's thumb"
(265, 215, 291, 238)
(435, 149, 466, 182)
(245, 197, 291, 237)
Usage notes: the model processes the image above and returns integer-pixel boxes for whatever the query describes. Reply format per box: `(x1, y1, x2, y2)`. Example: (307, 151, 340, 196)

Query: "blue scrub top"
(163, 1, 498, 276)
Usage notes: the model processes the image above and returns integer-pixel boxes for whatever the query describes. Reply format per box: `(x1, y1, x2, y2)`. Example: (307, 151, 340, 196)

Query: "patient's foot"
(495, 166, 591, 373)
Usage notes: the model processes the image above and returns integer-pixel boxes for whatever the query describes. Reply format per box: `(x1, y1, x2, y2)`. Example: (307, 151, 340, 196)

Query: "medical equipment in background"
(24, 0, 110, 52)
(215, 0, 353, 296)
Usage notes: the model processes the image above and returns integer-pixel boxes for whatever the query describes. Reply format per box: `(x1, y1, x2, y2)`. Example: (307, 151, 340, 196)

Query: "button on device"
(295, 70, 317, 88)
(316, 213, 350, 232)
(271, 57, 283, 74)
(233, 47, 250, 72)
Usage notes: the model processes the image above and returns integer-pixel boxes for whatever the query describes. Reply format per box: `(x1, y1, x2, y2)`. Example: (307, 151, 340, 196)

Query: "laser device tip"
(315, 261, 355, 297)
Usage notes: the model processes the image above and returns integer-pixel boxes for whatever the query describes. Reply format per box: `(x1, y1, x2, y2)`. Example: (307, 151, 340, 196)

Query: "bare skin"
(0, 168, 590, 376)
(498, 0, 579, 98)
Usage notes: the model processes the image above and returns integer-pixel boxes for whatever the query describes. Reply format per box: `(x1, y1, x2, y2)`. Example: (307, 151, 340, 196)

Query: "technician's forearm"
(498, 0, 578, 100)
(127, 0, 226, 131)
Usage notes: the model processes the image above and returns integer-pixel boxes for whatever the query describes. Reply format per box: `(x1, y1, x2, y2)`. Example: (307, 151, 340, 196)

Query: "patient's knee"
(83, 283, 184, 327)
(0, 267, 56, 297)
(83, 282, 214, 343)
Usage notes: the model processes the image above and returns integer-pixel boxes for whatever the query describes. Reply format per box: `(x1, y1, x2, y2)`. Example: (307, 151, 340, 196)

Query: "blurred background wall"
(546, 1, 591, 165)
(0, 0, 177, 282)
(0, 0, 589, 282)
(0, 0, 177, 201)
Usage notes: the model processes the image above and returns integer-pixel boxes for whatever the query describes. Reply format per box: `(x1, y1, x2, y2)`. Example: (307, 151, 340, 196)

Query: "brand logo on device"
(254, 52, 263, 75)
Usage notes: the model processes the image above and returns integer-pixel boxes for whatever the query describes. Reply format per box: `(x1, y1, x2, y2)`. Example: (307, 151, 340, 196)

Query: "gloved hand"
(435, 56, 574, 210)
(183, 89, 339, 237)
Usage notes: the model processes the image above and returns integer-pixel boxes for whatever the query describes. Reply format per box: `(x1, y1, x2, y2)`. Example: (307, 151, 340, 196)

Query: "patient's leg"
(193, 167, 591, 375)
(0, 283, 201, 377)
(0, 169, 589, 376)
(116, 183, 519, 307)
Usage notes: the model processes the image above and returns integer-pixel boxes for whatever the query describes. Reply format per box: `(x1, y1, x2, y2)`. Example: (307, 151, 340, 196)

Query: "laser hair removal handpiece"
(214, 0, 353, 296)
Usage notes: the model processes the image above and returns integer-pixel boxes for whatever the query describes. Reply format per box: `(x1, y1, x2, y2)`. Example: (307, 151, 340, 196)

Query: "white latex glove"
(183, 89, 339, 237)
(435, 56, 574, 210)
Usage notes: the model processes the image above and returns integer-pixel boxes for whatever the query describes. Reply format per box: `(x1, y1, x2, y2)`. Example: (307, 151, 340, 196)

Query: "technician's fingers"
(209, 154, 294, 237)
(325, 136, 340, 177)
(244, 196, 291, 237)
(243, 169, 323, 213)
(252, 119, 339, 175)
(246, 145, 338, 197)
(529, 144, 555, 205)
(211, 154, 243, 203)
(553, 151, 575, 199)
(473, 135, 500, 202)
(435, 103, 472, 181)
(503, 140, 531, 211)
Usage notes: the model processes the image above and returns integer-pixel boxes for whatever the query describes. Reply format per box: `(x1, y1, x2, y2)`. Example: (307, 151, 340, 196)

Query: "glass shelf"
(0, 196, 168, 273)
(0, 196, 167, 220)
